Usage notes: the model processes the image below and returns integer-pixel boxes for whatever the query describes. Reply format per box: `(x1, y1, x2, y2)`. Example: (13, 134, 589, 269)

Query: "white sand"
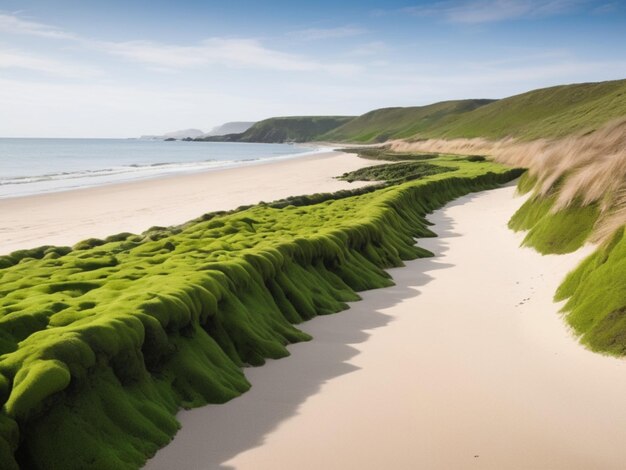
(0, 151, 372, 254)
(146, 183, 626, 470)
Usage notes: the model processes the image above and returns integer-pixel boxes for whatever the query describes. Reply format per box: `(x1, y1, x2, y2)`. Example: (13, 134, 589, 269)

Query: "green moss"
(0, 156, 521, 469)
(553, 228, 626, 355)
(339, 161, 453, 184)
(509, 194, 599, 254)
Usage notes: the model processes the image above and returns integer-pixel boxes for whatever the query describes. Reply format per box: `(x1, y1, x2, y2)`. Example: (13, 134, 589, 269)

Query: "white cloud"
(0, 13, 361, 76)
(97, 37, 361, 75)
(404, 0, 587, 23)
(287, 26, 366, 41)
(0, 13, 77, 39)
(0, 48, 100, 78)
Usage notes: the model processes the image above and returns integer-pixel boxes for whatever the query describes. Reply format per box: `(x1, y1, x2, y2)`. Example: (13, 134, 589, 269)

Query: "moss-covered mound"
(339, 161, 453, 184)
(0, 157, 520, 469)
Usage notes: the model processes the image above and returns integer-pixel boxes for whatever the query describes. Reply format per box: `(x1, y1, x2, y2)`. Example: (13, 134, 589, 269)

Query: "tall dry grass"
(389, 118, 626, 241)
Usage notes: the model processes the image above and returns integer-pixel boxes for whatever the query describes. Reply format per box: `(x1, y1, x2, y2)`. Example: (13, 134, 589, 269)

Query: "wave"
(0, 158, 255, 187)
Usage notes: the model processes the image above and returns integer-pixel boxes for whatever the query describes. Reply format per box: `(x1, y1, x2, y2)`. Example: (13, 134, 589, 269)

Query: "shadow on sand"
(146, 194, 474, 470)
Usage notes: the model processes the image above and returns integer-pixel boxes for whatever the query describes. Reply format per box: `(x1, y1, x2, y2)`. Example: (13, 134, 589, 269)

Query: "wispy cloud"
(403, 0, 587, 23)
(0, 48, 100, 78)
(0, 13, 360, 76)
(98, 38, 360, 75)
(0, 13, 77, 39)
(287, 26, 366, 41)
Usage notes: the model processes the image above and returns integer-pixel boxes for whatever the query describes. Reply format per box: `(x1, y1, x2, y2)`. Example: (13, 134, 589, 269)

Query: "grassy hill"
(322, 99, 493, 143)
(194, 79, 625, 144)
(421, 79, 626, 140)
(199, 116, 354, 143)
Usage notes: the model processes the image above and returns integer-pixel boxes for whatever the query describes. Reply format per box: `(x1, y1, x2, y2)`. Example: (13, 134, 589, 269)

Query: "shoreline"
(0, 150, 373, 254)
(146, 184, 626, 470)
(0, 142, 333, 201)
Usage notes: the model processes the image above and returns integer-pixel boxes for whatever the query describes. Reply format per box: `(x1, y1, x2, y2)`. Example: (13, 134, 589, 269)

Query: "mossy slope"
(555, 228, 626, 354)
(509, 178, 625, 357)
(0, 158, 520, 469)
(508, 194, 600, 254)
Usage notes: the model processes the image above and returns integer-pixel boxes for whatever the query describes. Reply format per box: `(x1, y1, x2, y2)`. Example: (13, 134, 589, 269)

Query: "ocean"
(0, 139, 324, 199)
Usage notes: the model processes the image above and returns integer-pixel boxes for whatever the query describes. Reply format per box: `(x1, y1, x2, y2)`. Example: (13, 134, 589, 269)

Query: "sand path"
(147, 183, 626, 470)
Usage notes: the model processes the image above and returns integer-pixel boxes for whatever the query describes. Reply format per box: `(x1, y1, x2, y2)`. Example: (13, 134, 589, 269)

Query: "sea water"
(0, 139, 324, 198)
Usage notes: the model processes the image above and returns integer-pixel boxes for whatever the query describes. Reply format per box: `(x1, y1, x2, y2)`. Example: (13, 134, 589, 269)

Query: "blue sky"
(0, 0, 624, 137)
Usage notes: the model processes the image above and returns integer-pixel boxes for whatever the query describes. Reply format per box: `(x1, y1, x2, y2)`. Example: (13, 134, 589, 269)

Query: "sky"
(0, 0, 625, 137)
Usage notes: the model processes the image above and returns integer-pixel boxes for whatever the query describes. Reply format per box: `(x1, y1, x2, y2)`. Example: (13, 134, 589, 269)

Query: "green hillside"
(322, 99, 493, 143)
(422, 79, 626, 140)
(194, 79, 625, 144)
(199, 116, 354, 143)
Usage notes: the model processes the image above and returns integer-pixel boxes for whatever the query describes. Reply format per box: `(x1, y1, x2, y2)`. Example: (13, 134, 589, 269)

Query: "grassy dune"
(0, 157, 520, 469)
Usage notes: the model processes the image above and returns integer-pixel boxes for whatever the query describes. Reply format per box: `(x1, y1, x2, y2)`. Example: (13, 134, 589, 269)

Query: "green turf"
(0, 156, 520, 469)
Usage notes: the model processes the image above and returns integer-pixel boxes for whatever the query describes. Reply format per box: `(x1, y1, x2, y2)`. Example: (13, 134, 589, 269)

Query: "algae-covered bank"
(0, 156, 521, 469)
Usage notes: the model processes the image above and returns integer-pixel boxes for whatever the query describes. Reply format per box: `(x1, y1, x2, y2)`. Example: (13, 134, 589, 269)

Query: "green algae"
(0, 156, 521, 469)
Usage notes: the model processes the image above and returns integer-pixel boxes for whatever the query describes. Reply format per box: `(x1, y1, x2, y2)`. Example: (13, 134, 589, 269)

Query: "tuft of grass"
(0, 156, 520, 469)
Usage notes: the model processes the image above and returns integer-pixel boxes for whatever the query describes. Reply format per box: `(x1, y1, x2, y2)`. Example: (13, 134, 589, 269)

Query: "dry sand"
(146, 183, 626, 470)
(0, 151, 372, 254)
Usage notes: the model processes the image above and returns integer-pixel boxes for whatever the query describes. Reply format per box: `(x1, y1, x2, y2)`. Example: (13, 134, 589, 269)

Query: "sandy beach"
(146, 183, 626, 470)
(0, 151, 373, 254)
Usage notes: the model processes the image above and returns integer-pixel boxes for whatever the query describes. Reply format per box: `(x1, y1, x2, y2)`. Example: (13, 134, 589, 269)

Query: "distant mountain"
(204, 121, 256, 137)
(197, 116, 355, 143)
(140, 128, 205, 140)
